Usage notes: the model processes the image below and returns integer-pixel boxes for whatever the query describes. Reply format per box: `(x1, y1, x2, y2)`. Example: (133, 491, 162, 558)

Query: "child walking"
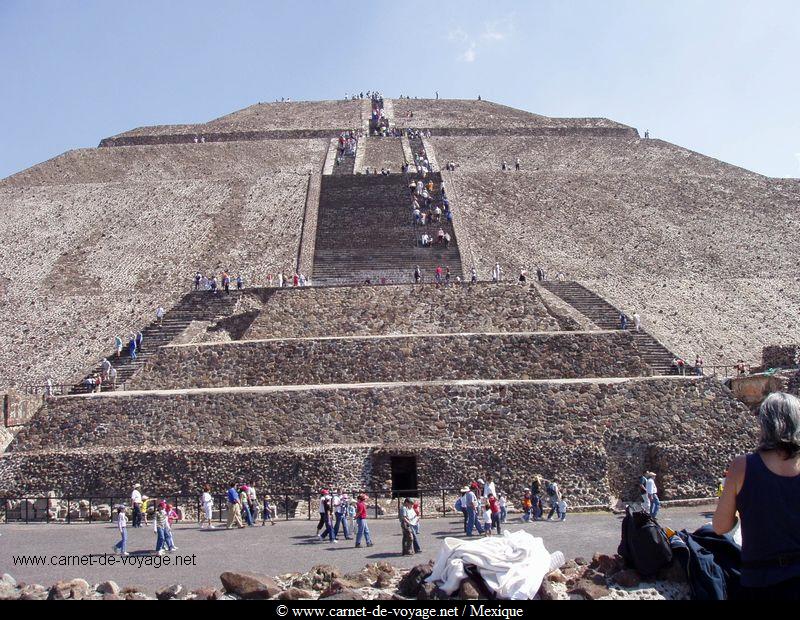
(482, 502, 493, 536)
(262, 496, 276, 526)
(113, 505, 128, 556)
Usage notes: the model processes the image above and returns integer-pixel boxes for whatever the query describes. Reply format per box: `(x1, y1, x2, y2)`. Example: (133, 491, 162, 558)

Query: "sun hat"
(645, 471, 657, 477)
(460, 486, 469, 493)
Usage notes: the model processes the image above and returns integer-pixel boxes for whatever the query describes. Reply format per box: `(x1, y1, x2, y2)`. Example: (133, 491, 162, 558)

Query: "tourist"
(112, 505, 128, 556)
(140, 495, 150, 526)
(673, 358, 686, 375)
(462, 485, 482, 536)
(435, 265, 443, 284)
(226, 482, 244, 529)
(713, 392, 800, 599)
(240, 485, 254, 526)
(222, 272, 231, 294)
(401, 498, 420, 555)
(210, 276, 218, 294)
(531, 475, 544, 520)
(154, 502, 169, 556)
(114, 335, 123, 358)
(645, 471, 660, 518)
(518, 269, 527, 285)
(108, 366, 117, 388)
(501, 160, 508, 171)
(44, 376, 53, 397)
(320, 492, 335, 543)
(101, 357, 111, 380)
(521, 490, 533, 522)
(488, 493, 501, 535)
(333, 492, 352, 540)
(695, 356, 705, 376)
(414, 266, 422, 284)
(482, 502, 493, 537)
(277, 272, 284, 288)
(483, 477, 496, 498)
(498, 492, 507, 524)
(735, 359, 747, 376)
(315, 489, 329, 538)
(164, 503, 179, 551)
(536, 266, 544, 282)
(638, 473, 651, 513)
(131, 484, 143, 528)
(354, 493, 373, 548)
(194, 272, 202, 290)
(156, 305, 165, 326)
(200, 484, 215, 529)
(632, 311, 641, 331)
(136, 331, 143, 353)
(247, 481, 259, 523)
(619, 313, 628, 330)
(546, 479, 564, 521)
(492, 263, 502, 283)
(262, 495, 276, 526)
(515, 157, 521, 171)
(128, 334, 137, 361)
(471, 267, 477, 285)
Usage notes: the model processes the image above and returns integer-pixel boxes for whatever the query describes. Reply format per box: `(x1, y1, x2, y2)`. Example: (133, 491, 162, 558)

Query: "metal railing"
(0, 487, 468, 525)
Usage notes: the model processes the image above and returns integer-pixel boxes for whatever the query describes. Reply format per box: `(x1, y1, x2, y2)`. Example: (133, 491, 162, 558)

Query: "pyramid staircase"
(312, 173, 463, 285)
(540, 281, 676, 374)
(71, 290, 242, 393)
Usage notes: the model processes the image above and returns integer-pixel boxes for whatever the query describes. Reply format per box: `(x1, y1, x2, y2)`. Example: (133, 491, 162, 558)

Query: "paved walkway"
(0, 505, 715, 594)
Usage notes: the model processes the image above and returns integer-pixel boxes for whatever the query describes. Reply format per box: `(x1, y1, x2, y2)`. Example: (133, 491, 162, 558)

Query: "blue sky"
(1, 0, 798, 179)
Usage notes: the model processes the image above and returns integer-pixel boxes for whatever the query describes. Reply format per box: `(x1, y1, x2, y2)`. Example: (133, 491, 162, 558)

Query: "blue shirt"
(227, 487, 239, 504)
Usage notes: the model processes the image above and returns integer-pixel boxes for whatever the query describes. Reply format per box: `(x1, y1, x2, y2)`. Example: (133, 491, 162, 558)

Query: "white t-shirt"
(201, 492, 213, 509)
(319, 497, 327, 514)
(646, 478, 658, 495)
(131, 490, 142, 504)
(484, 482, 496, 498)
(117, 512, 127, 531)
(484, 509, 492, 525)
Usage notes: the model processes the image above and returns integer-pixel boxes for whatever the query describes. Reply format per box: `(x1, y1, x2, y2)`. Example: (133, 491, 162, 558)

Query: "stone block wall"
(6, 378, 757, 502)
(244, 284, 569, 339)
(762, 345, 800, 369)
(127, 331, 652, 391)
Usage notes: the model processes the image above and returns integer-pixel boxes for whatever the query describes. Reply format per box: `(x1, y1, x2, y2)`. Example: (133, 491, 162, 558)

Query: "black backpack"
(618, 506, 673, 577)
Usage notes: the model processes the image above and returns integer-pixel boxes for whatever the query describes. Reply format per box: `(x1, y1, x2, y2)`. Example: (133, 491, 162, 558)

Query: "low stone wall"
(128, 331, 652, 390)
(244, 283, 569, 339)
(7, 378, 757, 502)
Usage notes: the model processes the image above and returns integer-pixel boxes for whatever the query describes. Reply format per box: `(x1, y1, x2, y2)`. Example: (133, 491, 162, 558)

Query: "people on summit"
(713, 392, 800, 600)
(632, 311, 641, 331)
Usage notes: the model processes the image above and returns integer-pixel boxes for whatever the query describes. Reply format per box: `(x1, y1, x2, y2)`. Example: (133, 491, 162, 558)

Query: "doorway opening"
(390, 456, 418, 498)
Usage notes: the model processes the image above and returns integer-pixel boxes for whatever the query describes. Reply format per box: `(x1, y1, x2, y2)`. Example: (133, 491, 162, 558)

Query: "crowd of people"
(193, 270, 244, 294)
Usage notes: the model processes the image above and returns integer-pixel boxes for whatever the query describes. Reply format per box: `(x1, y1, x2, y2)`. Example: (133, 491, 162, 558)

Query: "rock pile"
(0, 554, 691, 601)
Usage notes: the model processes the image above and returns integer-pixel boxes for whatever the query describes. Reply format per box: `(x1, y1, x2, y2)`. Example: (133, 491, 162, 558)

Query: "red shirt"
(356, 500, 367, 519)
(488, 497, 500, 514)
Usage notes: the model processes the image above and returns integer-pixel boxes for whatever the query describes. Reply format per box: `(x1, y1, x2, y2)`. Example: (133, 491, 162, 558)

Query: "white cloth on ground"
(427, 530, 563, 600)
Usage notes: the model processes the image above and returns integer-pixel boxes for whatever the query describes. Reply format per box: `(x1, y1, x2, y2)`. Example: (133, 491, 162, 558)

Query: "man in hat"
(333, 491, 351, 540)
(131, 484, 143, 528)
(645, 472, 660, 518)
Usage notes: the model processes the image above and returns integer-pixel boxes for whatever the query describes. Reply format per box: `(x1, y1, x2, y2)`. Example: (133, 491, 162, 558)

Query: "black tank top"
(736, 452, 800, 587)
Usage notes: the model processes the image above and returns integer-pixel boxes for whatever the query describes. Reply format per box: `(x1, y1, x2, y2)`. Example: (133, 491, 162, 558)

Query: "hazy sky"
(2, 0, 799, 179)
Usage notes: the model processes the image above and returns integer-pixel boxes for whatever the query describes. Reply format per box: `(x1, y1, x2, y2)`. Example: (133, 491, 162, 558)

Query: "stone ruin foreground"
(1, 97, 787, 505)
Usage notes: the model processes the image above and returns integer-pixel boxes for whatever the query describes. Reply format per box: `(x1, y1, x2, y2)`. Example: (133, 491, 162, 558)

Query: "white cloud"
(481, 17, 515, 41)
(450, 16, 515, 63)
(459, 43, 477, 63)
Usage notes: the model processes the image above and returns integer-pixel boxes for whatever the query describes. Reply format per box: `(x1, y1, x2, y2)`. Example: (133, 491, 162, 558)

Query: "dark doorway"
(391, 456, 418, 498)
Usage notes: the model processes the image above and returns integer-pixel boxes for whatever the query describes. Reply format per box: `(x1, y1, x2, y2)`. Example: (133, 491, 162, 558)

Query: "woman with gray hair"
(713, 391, 800, 599)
